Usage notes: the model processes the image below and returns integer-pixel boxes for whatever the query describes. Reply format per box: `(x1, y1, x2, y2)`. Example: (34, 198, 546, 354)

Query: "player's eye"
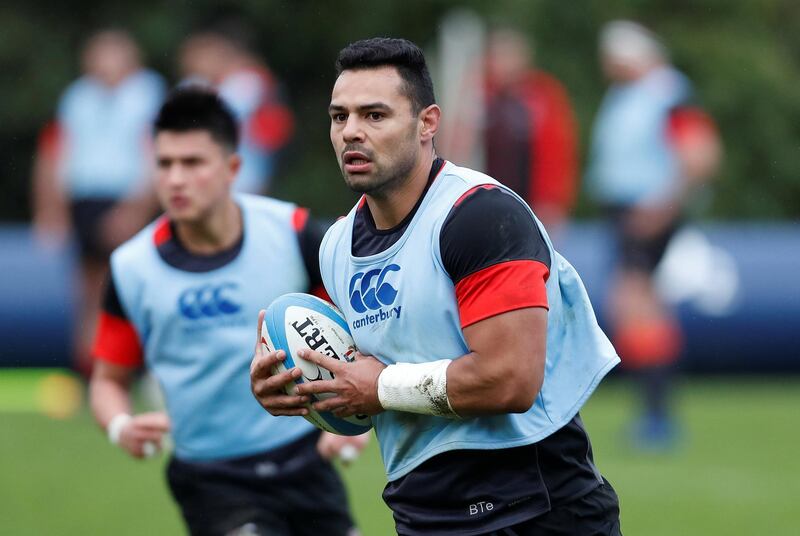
(332, 113, 347, 122)
(367, 112, 383, 121)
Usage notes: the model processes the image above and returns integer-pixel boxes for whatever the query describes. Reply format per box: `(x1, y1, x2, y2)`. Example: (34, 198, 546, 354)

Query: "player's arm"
(31, 120, 70, 246)
(445, 308, 546, 415)
(668, 106, 721, 189)
(88, 277, 169, 458)
(90, 360, 136, 430)
(291, 187, 550, 418)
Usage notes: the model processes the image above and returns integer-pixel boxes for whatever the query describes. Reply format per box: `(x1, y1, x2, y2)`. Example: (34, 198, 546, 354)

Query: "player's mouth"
(343, 151, 373, 173)
(170, 195, 190, 210)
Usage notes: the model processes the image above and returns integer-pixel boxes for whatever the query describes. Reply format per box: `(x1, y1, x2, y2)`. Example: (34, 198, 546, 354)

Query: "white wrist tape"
(107, 413, 132, 445)
(377, 360, 459, 417)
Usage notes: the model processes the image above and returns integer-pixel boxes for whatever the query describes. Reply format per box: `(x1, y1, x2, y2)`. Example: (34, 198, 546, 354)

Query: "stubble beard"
(341, 128, 419, 199)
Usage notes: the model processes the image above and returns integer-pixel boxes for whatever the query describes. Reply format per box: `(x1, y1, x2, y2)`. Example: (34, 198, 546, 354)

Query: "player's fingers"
(141, 441, 158, 458)
(126, 427, 162, 448)
(256, 309, 266, 343)
(311, 395, 349, 413)
(253, 395, 310, 416)
(331, 407, 350, 418)
(136, 429, 166, 444)
(136, 412, 171, 431)
(251, 366, 301, 397)
(296, 348, 345, 372)
(267, 407, 310, 417)
(295, 378, 338, 396)
(250, 350, 285, 377)
(129, 439, 158, 459)
(252, 390, 310, 409)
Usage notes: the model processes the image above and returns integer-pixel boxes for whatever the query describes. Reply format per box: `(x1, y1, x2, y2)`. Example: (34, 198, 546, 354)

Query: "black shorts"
(479, 479, 621, 536)
(166, 432, 356, 536)
(609, 206, 680, 274)
(384, 416, 611, 536)
(70, 198, 117, 261)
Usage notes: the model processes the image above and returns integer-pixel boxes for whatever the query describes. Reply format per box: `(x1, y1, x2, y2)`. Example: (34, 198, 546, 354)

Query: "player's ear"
(227, 152, 242, 182)
(419, 104, 440, 142)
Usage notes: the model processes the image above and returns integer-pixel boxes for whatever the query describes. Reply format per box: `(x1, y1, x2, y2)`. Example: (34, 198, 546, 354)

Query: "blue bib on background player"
(587, 66, 691, 207)
(59, 70, 165, 200)
(111, 194, 315, 461)
(320, 161, 620, 481)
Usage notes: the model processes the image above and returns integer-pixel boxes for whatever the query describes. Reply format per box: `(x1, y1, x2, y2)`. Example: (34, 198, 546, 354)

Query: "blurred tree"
(1, 0, 799, 221)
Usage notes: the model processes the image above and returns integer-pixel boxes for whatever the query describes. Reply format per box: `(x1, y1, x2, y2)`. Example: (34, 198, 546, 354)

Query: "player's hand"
(316, 432, 371, 466)
(250, 310, 311, 417)
(118, 412, 170, 459)
(294, 350, 386, 417)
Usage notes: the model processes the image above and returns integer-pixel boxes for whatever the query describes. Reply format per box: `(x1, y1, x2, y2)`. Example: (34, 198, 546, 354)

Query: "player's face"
(154, 130, 239, 223)
(329, 66, 421, 196)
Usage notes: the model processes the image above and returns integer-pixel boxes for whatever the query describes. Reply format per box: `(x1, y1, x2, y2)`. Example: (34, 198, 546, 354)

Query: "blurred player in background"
(252, 38, 621, 536)
(483, 28, 578, 233)
(89, 87, 363, 536)
(586, 20, 721, 449)
(437, 24, 578, 234)
(31, 29, 165, 374)
(180, 20, 294, 194)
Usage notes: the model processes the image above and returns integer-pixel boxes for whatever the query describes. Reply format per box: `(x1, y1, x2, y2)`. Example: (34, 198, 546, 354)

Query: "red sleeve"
(454, 260, 549, 329)
(37, 121, 62, 161)
(292, 207, 310, 232)
(241, 67, 294, 151)
(91, 312, 144, 368)
(310, 284, 332, 302)
(667, 107, 718, 149)
(525, 72, 578, 212)
(249, 104, 294, 150)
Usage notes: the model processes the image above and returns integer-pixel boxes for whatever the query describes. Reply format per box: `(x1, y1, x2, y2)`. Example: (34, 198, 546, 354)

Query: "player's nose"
(164, 164, 188, 187)
(341, 116, 365, 143)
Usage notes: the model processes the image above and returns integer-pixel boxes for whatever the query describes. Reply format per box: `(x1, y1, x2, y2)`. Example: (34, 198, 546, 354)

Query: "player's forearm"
(376, 351, 542, 418)
(448, 307, 546, 416)
(446, 351, 541, 416)
(89, 376, 133, 430)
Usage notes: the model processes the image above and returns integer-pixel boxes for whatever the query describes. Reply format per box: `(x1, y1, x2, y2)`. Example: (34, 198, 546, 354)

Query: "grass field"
(1, 376, 799, 535)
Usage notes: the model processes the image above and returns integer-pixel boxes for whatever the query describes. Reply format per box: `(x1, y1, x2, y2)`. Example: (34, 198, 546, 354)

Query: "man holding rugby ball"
(251, 38, 622, 536)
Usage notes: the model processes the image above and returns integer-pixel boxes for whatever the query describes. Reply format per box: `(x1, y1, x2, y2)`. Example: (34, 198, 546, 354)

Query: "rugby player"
(90, 87, 363, 536)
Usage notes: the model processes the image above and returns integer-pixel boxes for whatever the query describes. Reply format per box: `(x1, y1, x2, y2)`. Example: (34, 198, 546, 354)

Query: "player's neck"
(174, 198, 242, 255)
(367, 150, 436, 230)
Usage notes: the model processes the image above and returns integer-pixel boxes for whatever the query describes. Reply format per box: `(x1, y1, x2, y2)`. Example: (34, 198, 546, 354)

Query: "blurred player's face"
(486, 32, 531, 88)
(179, 35, 231, 83)
(154, 131, 239, 224)
(83, 32, 140, 87)
(329, 67, 421, 197)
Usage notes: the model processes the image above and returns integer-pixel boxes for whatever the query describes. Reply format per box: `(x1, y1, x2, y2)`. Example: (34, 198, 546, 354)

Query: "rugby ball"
(261, 293, 372, 436)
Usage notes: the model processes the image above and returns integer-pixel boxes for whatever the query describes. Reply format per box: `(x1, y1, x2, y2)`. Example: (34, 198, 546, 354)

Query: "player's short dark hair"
(154, 86, 239, 151)
(335, 37, 436, 114)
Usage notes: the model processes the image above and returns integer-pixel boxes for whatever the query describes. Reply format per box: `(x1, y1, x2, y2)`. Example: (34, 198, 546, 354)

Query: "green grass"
(1, 378, 798, 535)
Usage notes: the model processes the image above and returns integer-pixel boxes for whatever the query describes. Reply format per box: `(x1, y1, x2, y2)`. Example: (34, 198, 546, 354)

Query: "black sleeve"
(440, 186, 551, 283)
(102, 274, 128, 319)
(297, 215, 331, 289)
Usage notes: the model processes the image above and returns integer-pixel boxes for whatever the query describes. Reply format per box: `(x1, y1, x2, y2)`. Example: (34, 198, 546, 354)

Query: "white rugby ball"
(261, 293, 372, 436)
